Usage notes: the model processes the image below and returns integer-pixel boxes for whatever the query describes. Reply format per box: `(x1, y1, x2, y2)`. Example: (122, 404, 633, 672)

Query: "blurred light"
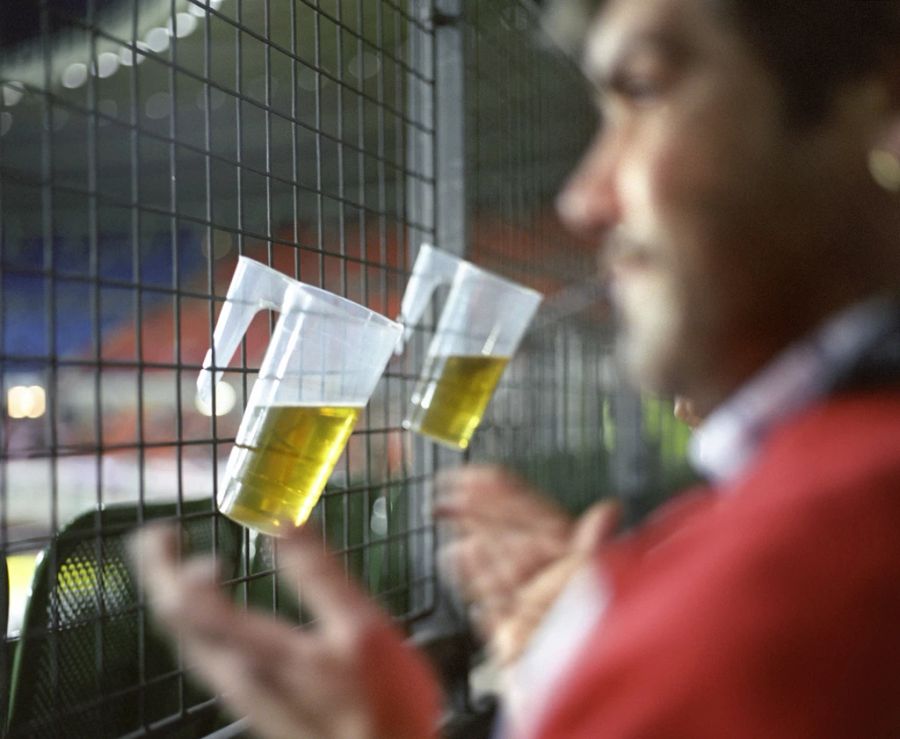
(8, 385, 46, 419)
(95, 51, 119, 78)
(170, 12, 198, 38)
(145, 91, 171, 119)
(297, 67, 318, 91)
(188, 2, 209, 17)
(145, 27, 170, 53)
(119, 42, 150, 66)
(247, 76, 277, 101)
(348, 52, 380, 80)
(370, 496, 388, 536)
(2, 81, 25, 107)
(194, 381, 236, 416)
(202, 228, 235, 259)
(869, 149, 900, 193)
(0, 112, 11, 137)
(210, 0, 225, 9)
(195, 85, 226, 111)
(61, 62, 88, 89)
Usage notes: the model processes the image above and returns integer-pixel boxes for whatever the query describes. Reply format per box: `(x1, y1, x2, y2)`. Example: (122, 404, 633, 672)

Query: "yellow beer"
(405, 354, 509, 449)
(221, 404, 360, 535)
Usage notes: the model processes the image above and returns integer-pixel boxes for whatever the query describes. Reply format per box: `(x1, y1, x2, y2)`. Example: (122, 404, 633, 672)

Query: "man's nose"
(555, 132, 621, 238)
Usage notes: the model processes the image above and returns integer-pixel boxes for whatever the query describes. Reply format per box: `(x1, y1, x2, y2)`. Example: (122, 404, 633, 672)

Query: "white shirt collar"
(689, 296, 897, 486)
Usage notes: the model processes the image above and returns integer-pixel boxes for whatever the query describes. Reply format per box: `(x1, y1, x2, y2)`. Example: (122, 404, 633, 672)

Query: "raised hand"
(129, 524, 442, 739)
(436, 465, 619, 664)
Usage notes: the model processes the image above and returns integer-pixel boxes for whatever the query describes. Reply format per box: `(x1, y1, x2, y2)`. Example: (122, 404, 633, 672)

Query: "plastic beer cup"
(396, 245, 542, 450)
(197, 257, 401, 536)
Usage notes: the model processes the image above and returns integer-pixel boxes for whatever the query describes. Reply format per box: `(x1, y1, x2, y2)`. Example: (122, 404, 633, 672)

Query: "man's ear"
(863, 56, 900, 192)
(869, 120, 900, 193)
(877, 121, 900, 154)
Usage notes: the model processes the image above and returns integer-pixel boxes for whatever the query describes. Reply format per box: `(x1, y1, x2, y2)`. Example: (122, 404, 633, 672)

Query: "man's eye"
(619, 77, 661, 103)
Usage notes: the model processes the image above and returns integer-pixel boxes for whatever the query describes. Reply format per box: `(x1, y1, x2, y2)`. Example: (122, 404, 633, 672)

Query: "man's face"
(557, 0, 879, 410)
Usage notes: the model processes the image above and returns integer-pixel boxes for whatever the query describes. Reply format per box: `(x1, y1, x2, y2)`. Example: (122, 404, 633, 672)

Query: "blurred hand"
(129, 524, 441, 739)
(674, 395, 704, 429)
(436, 465, 619, 664)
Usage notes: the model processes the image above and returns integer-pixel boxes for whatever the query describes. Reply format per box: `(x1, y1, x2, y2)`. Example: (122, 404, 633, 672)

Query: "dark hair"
(544, 0, 900, 125)
(718, 1, 900, 125)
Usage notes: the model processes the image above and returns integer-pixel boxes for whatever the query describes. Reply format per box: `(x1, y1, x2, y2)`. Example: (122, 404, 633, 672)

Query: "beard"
(611, 263, 684, 395)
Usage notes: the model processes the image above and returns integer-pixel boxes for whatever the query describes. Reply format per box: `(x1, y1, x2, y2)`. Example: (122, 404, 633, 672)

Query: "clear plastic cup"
(396, 245, 542, 449)
(198, 256, 401, 536)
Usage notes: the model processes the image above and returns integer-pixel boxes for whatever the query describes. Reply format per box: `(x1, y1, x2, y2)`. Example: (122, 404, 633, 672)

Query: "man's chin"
(615, 333, 681, 396)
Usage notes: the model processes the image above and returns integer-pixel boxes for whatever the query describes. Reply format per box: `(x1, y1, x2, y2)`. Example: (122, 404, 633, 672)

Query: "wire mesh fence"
(458, 0, 694, 520)
(460, 0, 609, 510)
(2, 0, 437, 735)
(0, 0, 693, 736)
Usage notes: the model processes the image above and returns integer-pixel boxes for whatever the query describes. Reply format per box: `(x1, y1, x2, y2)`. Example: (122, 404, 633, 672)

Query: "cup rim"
(455, 260, 544, 302)
(295, 285, 402, 331)
(248, 267, 401, 335)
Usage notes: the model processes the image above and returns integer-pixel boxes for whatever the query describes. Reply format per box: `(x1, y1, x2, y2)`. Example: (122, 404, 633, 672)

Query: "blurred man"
(132, 1, 900, 737)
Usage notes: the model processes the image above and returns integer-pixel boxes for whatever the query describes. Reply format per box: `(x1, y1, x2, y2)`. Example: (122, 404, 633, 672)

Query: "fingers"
(443, 527, 567, 601)
(131, 525, 302, 660)
(435, 465, 532, 510)
(441, 537, 513, 641)
(435, 465, 572, 533)
(674, 395, 704, 428)
(128, 524, 217, 624)
(572, 500, 622, 553)
(276, 529, 442, 739)
(182, 628, 373, 739)
(177, 619, 374, 739)
(488, 507, 618, 664)
(441, 524, 570, 643)
(465, 502, 614, 603)
(491, 556, 584, 665)
(130, 524, 404, 739)
(440, 498, 621, 659)
(276, 526, 382, 641)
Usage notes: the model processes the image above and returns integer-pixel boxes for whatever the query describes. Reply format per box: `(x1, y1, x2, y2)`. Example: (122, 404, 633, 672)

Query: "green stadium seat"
(4, 500, 242, 739)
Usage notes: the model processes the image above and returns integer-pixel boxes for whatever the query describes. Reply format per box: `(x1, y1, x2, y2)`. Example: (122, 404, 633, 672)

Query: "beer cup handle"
(395, 244, 461, 354)
(197, 257, 298, 406)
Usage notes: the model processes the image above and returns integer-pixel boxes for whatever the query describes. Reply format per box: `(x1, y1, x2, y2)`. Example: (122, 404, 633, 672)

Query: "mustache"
(526, 231, 656, 332)
(533, 278, 610, 328)
(601, 229, 653, 270)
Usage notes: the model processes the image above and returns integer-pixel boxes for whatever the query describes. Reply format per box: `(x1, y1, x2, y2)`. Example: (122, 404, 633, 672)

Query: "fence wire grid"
(0, 0, 693, 736)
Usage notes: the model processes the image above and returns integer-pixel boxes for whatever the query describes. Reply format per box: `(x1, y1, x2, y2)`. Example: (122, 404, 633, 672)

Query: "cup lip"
(456, 260, 544, 303)
(281, 276, 402, 335)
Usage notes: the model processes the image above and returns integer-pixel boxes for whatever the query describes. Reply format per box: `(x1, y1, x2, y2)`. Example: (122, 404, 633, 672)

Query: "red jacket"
(536, 390, 900, 738)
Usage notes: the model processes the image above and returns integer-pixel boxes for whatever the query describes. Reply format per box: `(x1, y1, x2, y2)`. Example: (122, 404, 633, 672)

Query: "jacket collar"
(688, 295, 900, 486)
